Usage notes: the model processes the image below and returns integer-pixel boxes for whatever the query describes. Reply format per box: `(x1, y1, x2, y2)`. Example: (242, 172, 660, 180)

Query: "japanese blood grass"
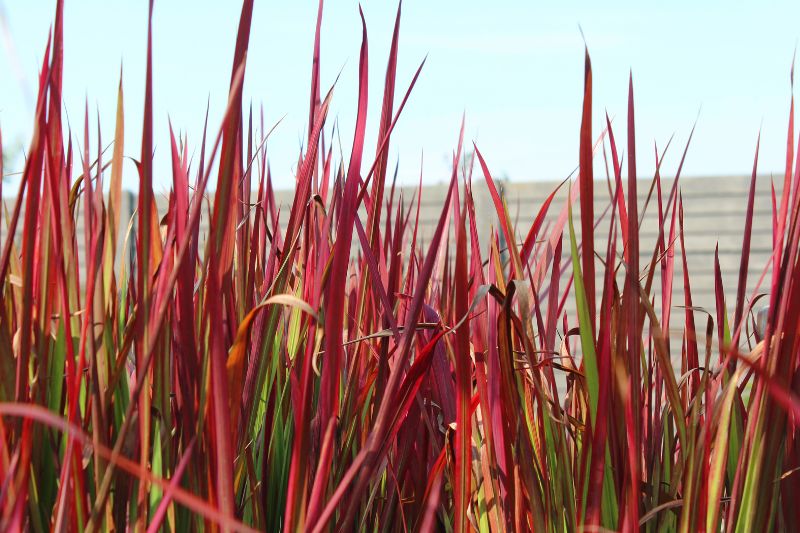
(3, 1, 800, 532)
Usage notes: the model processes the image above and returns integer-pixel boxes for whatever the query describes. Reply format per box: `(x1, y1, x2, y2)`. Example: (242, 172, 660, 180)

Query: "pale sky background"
(1, 1, 799, 192)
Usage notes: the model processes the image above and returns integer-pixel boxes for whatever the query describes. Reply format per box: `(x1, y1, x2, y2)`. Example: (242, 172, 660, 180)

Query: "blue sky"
(1, 1, 799, 192)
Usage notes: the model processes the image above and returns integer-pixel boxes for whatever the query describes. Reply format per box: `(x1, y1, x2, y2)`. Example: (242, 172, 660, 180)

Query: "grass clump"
(2, 1, 800, 531)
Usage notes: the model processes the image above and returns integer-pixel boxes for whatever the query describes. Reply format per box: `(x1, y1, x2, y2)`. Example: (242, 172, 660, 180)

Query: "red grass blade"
(579, 47, 596, 325)
(318, 2, 369, 459)
(732, 133, 760, 346)
(308, 0, 324, 139)
(204, 0, 255, 522)
(623, 72, 641, 528)
(134, 2, 156, 522)
(474, 144, 523, 277)
(453, 199, 471, 533)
